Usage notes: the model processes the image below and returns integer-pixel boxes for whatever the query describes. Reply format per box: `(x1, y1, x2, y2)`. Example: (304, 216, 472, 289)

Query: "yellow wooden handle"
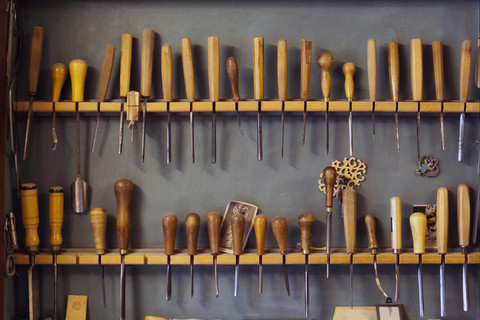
(300, 39, 312, 101)
(253, 36, 264, 101)
(317, 53, 333, 101)
(342, 62, 356, 102)
(181, 38, 195, 102)
(49, 187, 64, 252)
(51, 63, 67, 103)
(367, 39, 377, 101)
(410, 212, 426, 254)
(141, 29, 155, 98)
(97, 45, 115, 102)
(277, 39, 288, 102)
(120, 34, 133, 98)
(390, 197, 402, 250)
(436, 187, 448, 254)
(20, 183, 40, 253)
(90, 207, 107, 255)
(208, 37, 220, 102)
(388, 41, 400, 102)
(342, 189, 356, 254)
(161, 45, 173, 102)
(432, 41, 445, 101)
(254, 215, 267, 255)
(459, 40, 472, 102)
(457, 184, 470, 247)
(28, 26, 44, 95)
(69, 59, 87, 102)
(410, 38, 423, 101)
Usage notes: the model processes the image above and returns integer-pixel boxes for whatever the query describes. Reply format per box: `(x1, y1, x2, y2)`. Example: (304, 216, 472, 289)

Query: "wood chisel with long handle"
(388, 41, 400, 153)
(343, 189, 356, 309)
(49, 186, 64, 320)
(140, 29, 155, 162)
(411, 39, 423, 161)
(253, 37, 264, 161)
(23, 26, 43, 161)
(114, 179, 133, 320)
(163, 213, 177, 301)
(317, 53, 333, 155)
(118, 34, 132, 154)
(301, 39, 312, 146)
(432, 41, 445, 151)
(207, 212, 221, 297)
(271, 216, 290, 296)
(226, 57, 243, 135)
(90, 207, 107, 308)
(232, 214, 245, 297)
(298, 213, 314, 319)
(457, 184, 470, 311)
(208, 37, 220, 164)
(254, 215, 267, 294)
(458, 40, 472, 162)
(186, 213, 200, 298)
(436, 187, 448, 316)
(476, 33, 480, 88)
(277, 39, 287, 158)
(161, 45, 173, 164)
(323, 166, 337, 278)
(410, 212, 426, 318)
(343, 63, 356, 157)
(367, 39, 377, 144)
(390, 196, 402, 302)
(182, 38, 196, 163)
(365, 214, 389, 300)
(50, 63, 67, 150)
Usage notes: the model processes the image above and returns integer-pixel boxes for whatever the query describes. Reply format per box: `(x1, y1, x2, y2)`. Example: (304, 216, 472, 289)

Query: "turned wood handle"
(253, 36, 264, 101)
(432, 41, 445, 101)
(90, 207, 107, 255)
(298, 213, 314, 254)
(69, 59, 87, 102)
(342, 62, 356, 102)
(300, 39, 312, 101)
(317, 53, 333, 101)
(163, 213, 177, 256)
(457, 184, 470, 247)
(436, 187, 449, 254)
(141, 29, 155, 98)
(182, 38, 195, 102)
(227, 57, 240, 102)
(20, 183, 40, 253)
(390, 197, 402, 251)
(114, 179, 133, 255)
(29, 26, 44, 95)
(120, 34, 133, 98)
(208, 37, 220, 102)
(185, 213, 200, 255)
(367, 39, 377, 101)
(97, 45, 115, 102)
(476, 36, 480, 88)
(161, 45, 173, 102)
(49, 187, 64, 252)
(277, 39, 288, 102)
(410, 38, 423, 101)
(342, 189, 356, 254)
(206, 212, 221, 255)
(254, 215, 267, 255)
(323, 166, 337, 211)
(51, 63, 67, 103)
(388, 41, 400, 102)
(410, 212, 426, 255)
(231, 214, 245, 256)
(459, 40, 472, 102)
(364, 214, 378, 253)
(271, 216, 288, 253)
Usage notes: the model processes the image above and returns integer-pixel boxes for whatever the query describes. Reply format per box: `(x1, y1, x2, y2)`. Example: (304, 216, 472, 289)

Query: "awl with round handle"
(365, 214, 389, 300)
(458, 40, 472, 162)
(343, 63, 356, 157)
(390, 196, 402, 302)
(90, 207, 107, 308)
(49, 186, 64, 320)
(163, 213, 177, 301)
(118, 34, 132, 154)
(182, 38, 196, 163)
(298, 213, 314, 319)
(186, 213, 200, 298)
(253, 37, 264, 161)
(388, 41, 400, 153)
(323, 166, 337, 278)
(232, 214, 245, 297)
(272, 216, 290, 296)
(207, 212, 221, 297)
(367, 39, 377, 144)
(410, 212, 426, 318)
(317, 53, 333, 155)
(140, 29, 155, 162)
(226, 57, 243, 135)
(208, 37, 220, 164)
(457, 184, 470, 311)
(432, 41, 445, 151)
(343, 188, 356, 309)
(436, 187, 448, 316)
(50, 63, 67, 150)
(162, 45, 173, 164)
(301, 39, 312, 146)
(411, 38, 423, 161)
(254, 215, 267, 294)
(277, 39, 287, 158)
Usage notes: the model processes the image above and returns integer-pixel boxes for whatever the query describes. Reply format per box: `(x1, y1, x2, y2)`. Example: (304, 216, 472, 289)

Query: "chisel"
(476, 33, 480, 88)
(49, 186, 64, 320)
(388, 41, 400, 153)
(301, 39, 312, 146)
(182, 38, 196, 163)
(458, 40, 472, 162)
(432, 41, 445, 151)
(390, 196, 402, 302)
(208, 37, 220, 164)
(254, 215, 267, 294)
(23, 26, 44, 161)
(161, 45, 173, 164)
(253, 36, 264, 161)
(323, 166, 337, 278)
(411, 39, 423, 161)
(232, 214, 245, 297)
(365, 214, 388, 299)
(342, 63, 356, 157)
(90, 207, 107, 308)
(298, 213, 314, 319)
(436, 187, 448, 316)
(186, 213, 200, 298)
(410, 212, 426, 318)
(163, 213, 177, 301)
(50, 63, 67, 150)
(317, 53, 333, 155)
(277, 39, 287, 158)
(367, 39, 377, 144)
(118, 34, 132, 154)
(226, 57, 243, 135)
(271, 216, 290, 296)
(343, 189, 356, 309)
(114, 179, 133, 320)
(457, 184, 470, 311)
(140, 29, 155, 162)
(207, 212, 221, 297)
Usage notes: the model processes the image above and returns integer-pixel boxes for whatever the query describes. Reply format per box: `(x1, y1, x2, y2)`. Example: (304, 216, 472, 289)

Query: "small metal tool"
(140, 29, 155, 163)
(186, 213, 200, 298)
(322, 166, 337, 278)
(49, 186, 64, 320)
(411, 39, 423, 161)
(118, 34, 133, 155)
(317, 53, 333, 155)
(253, 37, 264, 161)
(182, 38, 196, 163)
(343, 189, 357, 309)
(410, 212, 426, 318)
(90, 207, 107, 308)
(365, 214, 389, 299)
(298, 214, 314, 319)
(343, 63, 356, 157)
(367, 39, 377, 143)
(231, 214, 245, 297)
(457, 184, 470, 311)
(272, 216, 290, 296)
(207, 212, 222, 297)
(432, 41, 445, 151)
(458, 40, 472, 162)
(227, 57, 243, 135)
(300, 39, 312, 146)
(277, 39, 288, 158)
(161, 45, 173, 164)
(390, 197, 402, 302)
(254, 215, 267, 294)
(50, 63, 67, 150)
(163, 213, 177, 301)
(436, 187, 448, 316)
(388, 41, 400, 153)
(208, 37, 220, 164)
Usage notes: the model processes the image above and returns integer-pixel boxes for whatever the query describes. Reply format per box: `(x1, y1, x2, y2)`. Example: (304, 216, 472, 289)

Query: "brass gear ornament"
(318, 157, 367, 198)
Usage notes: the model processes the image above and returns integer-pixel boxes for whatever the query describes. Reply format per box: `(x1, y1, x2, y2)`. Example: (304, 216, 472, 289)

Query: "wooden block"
(352, 101, 373, 112)
(193, 101, 212, 112)
(420, 102, 442, 112)
(99, 102, 122, 112)
(102, 253, 121, 265)
(78, 253, 99, 265)
(443, 102, 465, 112)
(146, 102, 167, 112)
(309, 252, 327, 264)
(78, 102, 98, 112)
(261, 252, 283, 265)
(217, 254, 236, 265)
(353, 253, 374, 264)
(65, 295, 87, 320)
(376, 253, 396, 264)
(170, 253, 190, 265)
(125, 253, 146, 265)
(285, 100, 305, 112)
(54, 102, 75, 112)
(307, 101, 326, 112)
(216, 101, 235, 112)
(57, 253, 78, 265)
(14, 254, 29, 265)
(466, 102, 480, 113)
(422, 253, 441, 264)
(445, 252, 466, 264)
(398, 101, 418, 112)
(468, 252, 480, 264)
(284, 252, 305, 265)
(375, 101, 396, 112)
(36, 253, 53, 264)
(331, 253, 351, 264)
(192, 253, 213, 265)
(170, 102, 191, 112)
(399, 253, 419, 264)
(239, 253, 259, 265)
(329, 101, 349, 112)
(261, 101, 281, 112)
(146, 254, 168, 265)
(238, 100, 259, 112)
(333, 306, 376, 320)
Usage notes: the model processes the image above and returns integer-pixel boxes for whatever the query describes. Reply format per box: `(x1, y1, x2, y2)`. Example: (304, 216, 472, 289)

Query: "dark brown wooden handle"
(185, 213, 200, 255)
(317, 53, 333, 101)
(231, 214, 245, 255)
(271, 216, 288, 253)
(97, 45, 115, 102)
(388, 41, 400, 102)
(227, 57, 240, 102)
(254, 215, 267, 255)
(364, 214, 378, 253)
(114, 179, 133, 255)
(206, 212, 221, 254)
(163, 213, 177, 256)
(29, 26, 44, 95)
(298, 214, 314, 254)
(300, 39, 312, 101)
(323, 166, 337, 211)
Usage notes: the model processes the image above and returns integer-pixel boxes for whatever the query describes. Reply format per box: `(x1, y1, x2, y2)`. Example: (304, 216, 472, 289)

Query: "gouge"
(21, 183, 40, 320)
(365, 214, 388, 299)
(343, 189, 356, 309)
(118, 34, 132, 154)
(186, 213, 200, 298)
(163, 213, 177, 301)
(226, 57, 243, 135)
(323, 166, 337, 278)
(436, 187, 448, 316)
(277, 39, 288, 158)
(410, 212, 426, 318)
(432, 41, 445, 151)
(271, 216, 290, 296)
(390, 196, 402, 302)
(458, 40, 472, 162)
(301, 39, 312, 146)
(457, 184, 470, 311)
(182, 38, 196, 163)
(208, 37, 220, 164)
(162, 45, 173, 164)
(254, 215, 267, 294)
(91, 45, 115, 152)
(115, 179, 133, 320)
(49, 186, 64, 320)
(253, 37, 264, 161)
(317, 53, 333, 155)
(388, 41, 400, 153)
(411, 39, 423, 161)
(90, 207, 107, 308)
(367, 39, 377, 143)
(343, 63, 356, 157)
(140, 29, 155, 162)
(298, 214, 314, 319)
(232, 214, 245, 296)
(207, 212, 221, 297)
(50, 63, 67, 150)
(23, 26, 44, 161)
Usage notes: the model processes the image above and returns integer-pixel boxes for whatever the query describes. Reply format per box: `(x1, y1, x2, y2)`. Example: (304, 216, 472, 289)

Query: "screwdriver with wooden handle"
(367, 39, 377, 143)
(365, 214, 389, 300)
(140, 29, 155, 162)
(388, 41, 400, 153)
(163, 213, 177, 301)
(186, 213, 200, 298)
(226, 57, 243, 135)
(432, 41, 445, 151)
(317, 53, 333, 155)
(390, 196, 402, 302)
(277, 39, 287, 158)
(298, 213, 314, 319)
(115, 179, 133, 320)
(271, 216, 290, 296)
(458, 40, 472, 162)
(90, 207, 107, 308)
(208, 37, 220, 164)
(457, 184, 470, 311)
(411, 39, 423, 161)
(253, 37, 264, 161)
(23, 26, 44, 161)
(410, 212, 426, 318)
(232, 214, 245, 297)
(323, 166, 337, 278)
(343, 189, 356, 309)
(49, 186, 64, 320)
(254, 215, 267, 294)
(207, 212, 221, 297)
(162, 45, 173, 164)
(118, 34, 132, 154)
(436, 187, 448, 316)
(182, 38, 196, 163)
(343, 63, 356, 157)
(50, 63, 67, 150)
(301, 39, 312, 146)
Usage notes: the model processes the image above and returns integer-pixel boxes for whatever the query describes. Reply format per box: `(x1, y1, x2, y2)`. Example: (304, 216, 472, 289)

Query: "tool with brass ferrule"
(232, 214, 245, 297)
(49, 186, 64, 320)
(186, 213, 200, 298)
(23, 26, 43, 161)
(90, 207, 107, 308)
(436, 187, 448, 316)
(301, 39, 312, 146)
(343, 63, 356, 157)
(140, 29, 155, 162)
(114, 179, 133, 320)
(50, 64, 66, 150)
(367, 39, 376, 143)
(317, 53, 333, 155)
(457, 184, 470, 311)
(458, 40, 472, 162)
(432, 41, 445, 151)
(365, 214, 389, 299)
(343, 189, 356, 309)
(271, 216, 290, 296)
(323, 166, 337, 278)
(163, 213, 177, 301)
(207, 212, 221, 297)
(162, 45, 173, 164)
(253, 37, 264, 161)
(277, 39, 287, 158)
(118, 33, 132, 154)
(388, 41, 400, 153)
(226, 57, 243, 135)
(254, 215, 267, 294)
(410, 212, 426, 318)
(298, 214, 314, 319)
(390, 196, 402, 302)
(208, 37, 220, 163)
(411, 39, 423, 161)
(126, 91, 140, 143)
(182, 38, 196, 163)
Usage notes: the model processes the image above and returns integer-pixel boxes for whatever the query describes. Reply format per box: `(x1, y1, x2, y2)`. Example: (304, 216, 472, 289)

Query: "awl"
(277, 39, 287, 158)
(457, 184, 470, 311)
(272, 216, 290, 296)
(432, 41, 445, 151)
(367, 39, 377, 143)
(458, 40, 472, 162)
(388, 41, 400, 152)
(140, 29, 155, 162)
(317, 53, 333, 155)
(207, 212, 222, 297)
(342, 63, 356, 156)
(411, 38, 423, 161)
(186, 213, 200, 298)
(161, 45, 173, 164)
(298, 214, 314, 319)
(390, 196, 402, 302)
(436, 187, 448, 316)
(118, 34, 132, 154)
(90, 207, 107, 308)
(254, 215, 267, 294)
(343, 189, 357, 308)
(182, 38, 196, 163)
(365, 214, 389, 299)
(232, 213, 245, 296)
(208, 37, 220, 163)
(301, 39, 312, 146)
(163, 213, 177, 301)
(322, 166, 337, 278)
(226, 57, 243, 135)
(410, 211, 426, 318)
(253, 37, 264, 161)
(50, 63, 67, 150)
(49, 186, 64, 320)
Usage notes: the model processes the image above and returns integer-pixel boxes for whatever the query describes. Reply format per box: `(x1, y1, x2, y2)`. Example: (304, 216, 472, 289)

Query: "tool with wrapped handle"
(118, 34, 132, 154)
(457, 184, 470, 311)
(126, 91, 140, 144)
(411, 39, 423, 161)
(436, 187, 448, 316)
(254, 215, 267, 294)
(301, 39, 312, 146)
(298, 214, 314, 319)
(388, 41, 400, 153)
(317, 53, 333, 155)
(271, 216, 290, 296)
(342, 62, 356, 157)
(163, 213, 177, 301)
(367, 39, 376, 144)
(182, 38, 196, 163)
(365, 214, 389, 300)
(208, 37, 220, 163)
(140, 29, 155, 162)
(232, 214, 245, 297)
(4, 212, 19, 277)
(49, 186, 64, 320)
(207, 212, 221, 297)
(226, 57, 243, 135)
(161, 45, 173, 164)
(90, 207, 107, 308)
(432, 41, 445, 151)
(186, 213, 200, 298)
(390, 196, 402, 302)
(458, 40, 472, 162)
(253, 37, 264, 161)
(410, 212, 426, 318)
(323, 166, 337, 278)
(50, 63, 67, 150)
(343, 189, 356, 309)
(277, 39, 287, 158)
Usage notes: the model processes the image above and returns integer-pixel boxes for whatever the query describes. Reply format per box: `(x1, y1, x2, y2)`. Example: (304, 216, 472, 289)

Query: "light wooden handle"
(161, 45, 173, 102)
(20, 183, 40, 253)
(364, 214, 378, 253)
(277, 39, 288, 101)
(49, 187, 64, 252)
(410, 212, 426, 255)
(120, 34, 133, 98)
(298, 214, 314, 254)
(436, 187, 448, 254)
(300, 39, 312, 101)
(254, 215, 267, 255)
(141, 29, 155, 98)
(457, 184, 470, 247)
(253, 36, 264, 101)
(231, 214, 245, 255)
(98, 45, 115, 102)
(317, 53, 333, 101)
(432, 41, 445, 101)
(476, 36, 480, 88)
(51, 63, 67, 103)
(459, 40, 472, 102)
(388, 41, 400, 102)
(342, 62, 356, 102)
(410, 38, 423, 101)
(343, 189, 356, 254)
(69, 59, 87, 102)
(390, 197, 402, 250)
(227, 57, 240, 102)
(271, 216, 288, 253)
(367, 39, 377, 101)
(28, 26, 44, 95)
(185, 213, 200, 255)
(114, 179, 133, 255)
(90, 207, 107, 255)
(206, 212, 221, 255)
(182, 38, 195, 102)
(323, 166, 337, 211)
(208, 37, 220, 102)
(163, 213, 177, 256)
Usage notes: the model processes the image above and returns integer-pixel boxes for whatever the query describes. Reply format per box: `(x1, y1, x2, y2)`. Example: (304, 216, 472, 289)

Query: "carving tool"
(126, 91, 140, 143)
(208, 37, 220, 163)
(49, 186, 64, 320)
(69, 59, 89, 214)
(186, 213, 200, 298)
(317, 53, 333, 155)
(432, 41, 445, 151)
(323, 166, 337, 278)
(367, 39, 377, 143)
(458, 40, 472, 162)
(410, 212, 426, 318)
(343, 189, 356, 308)
(365, 214, 388, 299)
(298, 214, 314, 319)
(140, 29, 155, 162)
(457, 184, 470, 311)
(474, 141, 480, 246)
(23, 26, 44, 161)
(388, 41, 400, 152)
(436, 187, 448, 316)
(411, 39, 423, 161)
(253, 36, 264, 161)
(390, 196, 402, 302)
(50, 63, 66, 150)
(182, 38, 196, 163)
(271, 216, 290, 295)
(232, 214, 245, 296)
(163, 213, 177, 301)
(254, 215, 267, 294)
(342, 62, 356, 157)
(277, 39, 287, 158)
(207, 212, 221, 297)
(477, 33, 480, 88)
(161, 45, 173, 164)
(118, 34, 132, 154)
(90, 207, 107, 308)
(226, 57, 243, 135)
(300, 39, 312, 145)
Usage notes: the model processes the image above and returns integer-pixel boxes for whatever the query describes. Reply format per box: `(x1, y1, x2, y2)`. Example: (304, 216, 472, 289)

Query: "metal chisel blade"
(257, 107, 262, 161)
(349, 111, 353, 157)
(304, 254, 309, 319)
(462, 251, 469, 311)
(394, 259, 400, 302)
(166, 256, 172, 301)
(395, 109, 400, 153)
(440, 109, 445, 151)
(282, 254, 290, 296)
(190, 109, 195, 163)
(211, 106, 216, 164)
(258, 255, 263, 294)
(325, 106, 329, 155)
(326, 213, 332, 279)
(119, 99, 125, 154)
(53, 254, 58, 320)
(120, 255, 126, 320)
(458, 112, 465, 162)
(281, 108, 285, 159)
(28, 255, 39, 320)
(418, 258, 424, 318)
(167, 104, 171, 165)
(234, 255, 239, 297)
(373, 255, 388, 299)
(101, 264, 106, 308)
(416, 110, 421, 160)
(440, 257, 446, 317)
(214, 254, 219, 297)
(349, 256, 354, 309)
(141, 99, 147, 162)
(190, 257, 194, 298)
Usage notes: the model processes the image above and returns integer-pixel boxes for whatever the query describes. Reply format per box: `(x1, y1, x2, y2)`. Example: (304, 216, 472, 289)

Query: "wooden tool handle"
(208, 37, 220, 102)
(323, 166, 337, 210)
(163, 213, 177, 255)
(253, 36, 264, 101)
(436, 187, 449, 254)
(28, 26, 44, 95)
(185, 213, 200, 255)
(182, 38, 195, 102)
(206, 212, 221, 254)
(476, 36, 480, 88)
(300, 39, 312, 101)
(97, 45, 115, 102)
(90, 207, 107, 255)
(271, 216, 288, 253)
(459, 40, 472, 102)
(317, 53, 333, 101)
(432, 41, 445, 101)
(49, 186, 64, 252)
(69, 59, 88, 102)
(141, 29, 155, 98)
(410, 39, 423, 101)
(457, 184, 470, 247)
(254, 215, 267, 255)
(388, 41, 400, 102)
(342, 62, 356, 102)
(51, 63, 67, 103)
(227, 57, 240, 102)
(277, 39, 288, 102)
(161, 45, 173, 102)
(343, 189, 357, 254)
(390, 197, 402, 251)
(298, 213, 314, 254)
(364, 214, 378, 253)
(20, 183, 40, 253)
(231, 214, 245, 255)
(114, 179, 133, 255)
(410, 212, 426, 255)
(367, 39, 377, 101)
(120, 33, 133, 98)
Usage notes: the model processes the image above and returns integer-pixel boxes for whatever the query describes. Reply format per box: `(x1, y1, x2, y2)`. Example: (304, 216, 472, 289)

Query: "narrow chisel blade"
(440, 258, 446, 317)
(166, 256, 172, 301)
(458, 112, 465, 161)
(418, 259, 424, 318)
(282, 254, 290, 296)
(214, 254, 219, 297)
(462, 252, 469, 311)
(234, 255, 239, 297)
